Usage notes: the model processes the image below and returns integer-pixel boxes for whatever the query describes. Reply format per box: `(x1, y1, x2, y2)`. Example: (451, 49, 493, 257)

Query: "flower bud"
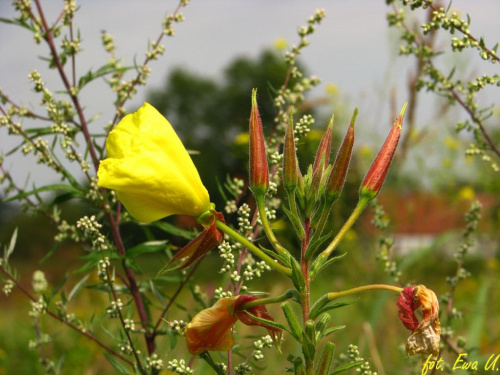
(249, 89, 269, 196)
(312, 115, 334, 174)
(325, 108, 357, 202)
(283, 111, 298, 191)
(360, 103, 407, 200)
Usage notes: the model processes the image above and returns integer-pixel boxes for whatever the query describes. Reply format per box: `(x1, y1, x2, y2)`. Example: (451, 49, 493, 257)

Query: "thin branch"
(0, 264, 135, 369)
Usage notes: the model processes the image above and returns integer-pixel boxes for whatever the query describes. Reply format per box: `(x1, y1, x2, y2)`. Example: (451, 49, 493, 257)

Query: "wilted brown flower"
(397, 285, 441, 359)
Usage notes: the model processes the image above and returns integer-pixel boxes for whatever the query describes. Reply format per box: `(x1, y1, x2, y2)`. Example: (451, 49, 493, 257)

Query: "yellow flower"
(185, 297, 239, 354)
(97, 103, 210, 222)
(184, 295, 282, 354)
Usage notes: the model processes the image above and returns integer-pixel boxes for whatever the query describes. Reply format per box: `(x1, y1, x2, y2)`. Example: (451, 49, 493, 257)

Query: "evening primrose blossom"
(97, 103, 211, 223)
(184, 295, 282, 354)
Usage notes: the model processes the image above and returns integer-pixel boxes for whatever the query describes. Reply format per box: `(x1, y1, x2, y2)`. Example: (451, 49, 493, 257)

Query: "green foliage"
(0, 1, 498, 375)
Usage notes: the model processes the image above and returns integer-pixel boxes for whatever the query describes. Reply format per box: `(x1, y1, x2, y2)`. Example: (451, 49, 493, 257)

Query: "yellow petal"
(184, 297, 239, 354)
(97, 103, 210, 222)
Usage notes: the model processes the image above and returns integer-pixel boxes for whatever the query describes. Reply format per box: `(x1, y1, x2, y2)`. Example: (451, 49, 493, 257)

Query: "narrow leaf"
(315, 342, 335, 375)
(68, 274, 90, 303)
(4, 184, 81, 202)
(4, 228, 18, 262)
(310, 253, 347, 280)
(314, 300, 358, 317)
(282, 205, 305, 239)
(48, 272, 69, 303)
(330, 359, 365, 374)
(319, 325, 346, 340)
(104, 352, 131, 375)
(244, 311, 291, 335)
(126, 240, 168, 258)
(281, 302, 302, 342)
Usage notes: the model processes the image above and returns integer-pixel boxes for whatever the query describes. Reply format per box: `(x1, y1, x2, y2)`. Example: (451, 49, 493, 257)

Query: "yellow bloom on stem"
(185, 297, 239, 354)
(184, 295, 282, 354)
(97, 103, 210, 223)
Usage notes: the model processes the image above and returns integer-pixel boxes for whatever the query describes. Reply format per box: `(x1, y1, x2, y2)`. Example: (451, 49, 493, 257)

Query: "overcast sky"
(1, 0, 499, 187)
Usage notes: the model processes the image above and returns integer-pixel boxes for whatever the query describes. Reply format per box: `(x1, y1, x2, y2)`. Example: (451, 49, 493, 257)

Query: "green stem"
(237, 290, 296, 311)
(215, 220, 292, 276)
(311, 197, 370, 276)
(255, 194, 289, 257)
(328, 284, 403, 301)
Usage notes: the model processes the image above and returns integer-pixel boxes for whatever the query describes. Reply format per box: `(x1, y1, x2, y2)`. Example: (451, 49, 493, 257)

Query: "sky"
(1, 0, 499, 187)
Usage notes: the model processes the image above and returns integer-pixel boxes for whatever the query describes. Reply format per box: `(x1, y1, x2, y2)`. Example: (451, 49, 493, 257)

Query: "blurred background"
(0, 1, 499, 374)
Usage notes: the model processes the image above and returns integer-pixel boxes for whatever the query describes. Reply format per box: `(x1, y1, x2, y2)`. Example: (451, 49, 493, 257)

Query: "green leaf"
(126, 240, 168, 258)
(302, 320, 316, 361)
(315, 342, 335, 375)
(199, 352, 226, 375)
(309, 295, 329, 320)
(305, 231, 332, 259)
(313, 299, 357, 317)
(0, 18, 16, 24)
(259, 245, 291, 267)
(3, 227, 18, 262)
(287, 354, 305, 375)
(281, 302, 302, 342)
(48, 272, 69, 303)
(330, 359, 364, 374)
(104, 352, 132, 375)
(4, 184, 82, 202)
(319, 325, 345, 340)
(149, 280, 167, 308)
(75, 251, 121, 274)
(68, 274, 90, 303)
(151, 221, 196, 239)
(282, 204, 305, 239)
(290, 257, 306, 292)
(244, 311, 291, 335)
(78, 64, 131, 90)
(310, 252, 347, 280)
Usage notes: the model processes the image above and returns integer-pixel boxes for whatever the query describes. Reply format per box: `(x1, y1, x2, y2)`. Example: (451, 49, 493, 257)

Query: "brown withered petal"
(397, 284, 441, 359)
(234, 295, 282, 346)
(166, 211, 224, 270)
(406, 322, 441, 359)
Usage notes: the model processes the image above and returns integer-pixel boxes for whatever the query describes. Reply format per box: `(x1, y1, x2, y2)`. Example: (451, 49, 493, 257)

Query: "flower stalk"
(215, 219, 292, 276)
(327, 284, 403, 301)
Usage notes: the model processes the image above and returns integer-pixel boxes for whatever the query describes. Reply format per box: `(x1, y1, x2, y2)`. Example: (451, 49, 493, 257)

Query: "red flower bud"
(396, 286, 419, 331)
(360, 103, 407, 200)
(249, 89, 269, 196)
(283, 111, 299, 191)
(313, 116, 334, 173)
(325, 108, 357, 202)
